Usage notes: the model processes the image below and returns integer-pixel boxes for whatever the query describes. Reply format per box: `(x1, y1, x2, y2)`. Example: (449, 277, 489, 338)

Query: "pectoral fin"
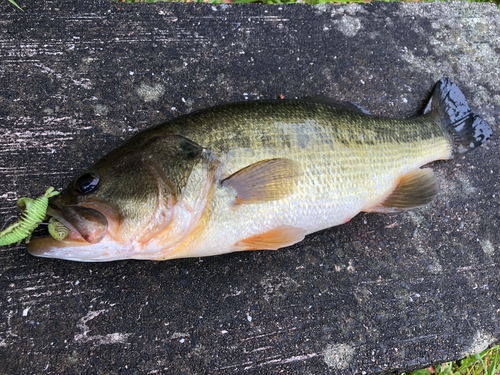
(236, 225, 306, 251)
(366, 169, 438, 213)
(222, 159, 300, 204)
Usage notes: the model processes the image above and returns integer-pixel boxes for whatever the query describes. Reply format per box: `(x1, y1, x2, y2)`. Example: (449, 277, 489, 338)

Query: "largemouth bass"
(27, 78, 492, 262)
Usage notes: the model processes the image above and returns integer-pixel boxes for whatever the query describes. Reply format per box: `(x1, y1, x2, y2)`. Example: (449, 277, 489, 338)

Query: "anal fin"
(366, 169, 438, 213)
(236, 225, 306, 251)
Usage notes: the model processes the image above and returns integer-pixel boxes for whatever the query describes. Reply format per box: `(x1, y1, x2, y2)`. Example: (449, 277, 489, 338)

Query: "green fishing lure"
(0, 187, 65, 246)
(48, 216, 70, 241)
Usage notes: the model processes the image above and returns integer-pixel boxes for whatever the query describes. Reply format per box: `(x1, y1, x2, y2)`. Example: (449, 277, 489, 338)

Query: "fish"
(27, 78, 493, 262)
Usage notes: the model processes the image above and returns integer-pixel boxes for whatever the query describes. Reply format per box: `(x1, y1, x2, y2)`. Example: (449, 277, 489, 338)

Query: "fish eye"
(76, 172, 100, 194)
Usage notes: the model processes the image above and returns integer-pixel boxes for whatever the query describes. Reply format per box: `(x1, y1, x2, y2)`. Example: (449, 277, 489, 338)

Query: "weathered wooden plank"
(0, 1, 499, 373)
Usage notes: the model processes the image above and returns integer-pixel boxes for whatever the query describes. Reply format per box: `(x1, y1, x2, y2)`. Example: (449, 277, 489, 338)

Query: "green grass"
(401, 345, 500, 375)
(8, 0, 22, 10)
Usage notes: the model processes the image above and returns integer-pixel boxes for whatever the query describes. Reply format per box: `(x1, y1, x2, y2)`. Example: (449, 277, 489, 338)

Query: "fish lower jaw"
(27, 236, 145, 262)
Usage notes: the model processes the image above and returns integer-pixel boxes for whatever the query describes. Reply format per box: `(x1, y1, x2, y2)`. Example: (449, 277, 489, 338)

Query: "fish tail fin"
(425, 77, 493, 156)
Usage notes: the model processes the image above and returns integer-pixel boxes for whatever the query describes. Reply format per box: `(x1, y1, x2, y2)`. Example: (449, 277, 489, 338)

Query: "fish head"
(28, 134, 213, 261)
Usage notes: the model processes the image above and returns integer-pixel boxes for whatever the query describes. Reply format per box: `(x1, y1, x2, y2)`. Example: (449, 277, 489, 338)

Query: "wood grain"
(0, 1, 499, 373)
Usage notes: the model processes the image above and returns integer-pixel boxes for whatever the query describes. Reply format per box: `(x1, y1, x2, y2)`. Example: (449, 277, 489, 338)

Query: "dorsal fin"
(303, 95, 371, 115)
(365, 169, 438, 213)
(222, 159, 301, 205)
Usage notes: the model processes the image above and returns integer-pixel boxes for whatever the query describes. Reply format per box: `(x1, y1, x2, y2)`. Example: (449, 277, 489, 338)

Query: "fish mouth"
(27, 202, 111, 260)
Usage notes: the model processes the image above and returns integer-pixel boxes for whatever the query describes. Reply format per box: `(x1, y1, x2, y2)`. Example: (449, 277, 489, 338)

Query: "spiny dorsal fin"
(367, 169, 438, 213)
(236, 225, 306, 251)
(222, 159, 301, 205)
(303, 95, 371, 115)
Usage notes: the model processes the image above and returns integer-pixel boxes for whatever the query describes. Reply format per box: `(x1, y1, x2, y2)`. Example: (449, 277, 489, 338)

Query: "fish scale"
(166, 103, 452, 258)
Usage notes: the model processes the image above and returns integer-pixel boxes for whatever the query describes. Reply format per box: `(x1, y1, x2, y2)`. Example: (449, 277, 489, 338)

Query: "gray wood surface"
(0, 1, 499, 373)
